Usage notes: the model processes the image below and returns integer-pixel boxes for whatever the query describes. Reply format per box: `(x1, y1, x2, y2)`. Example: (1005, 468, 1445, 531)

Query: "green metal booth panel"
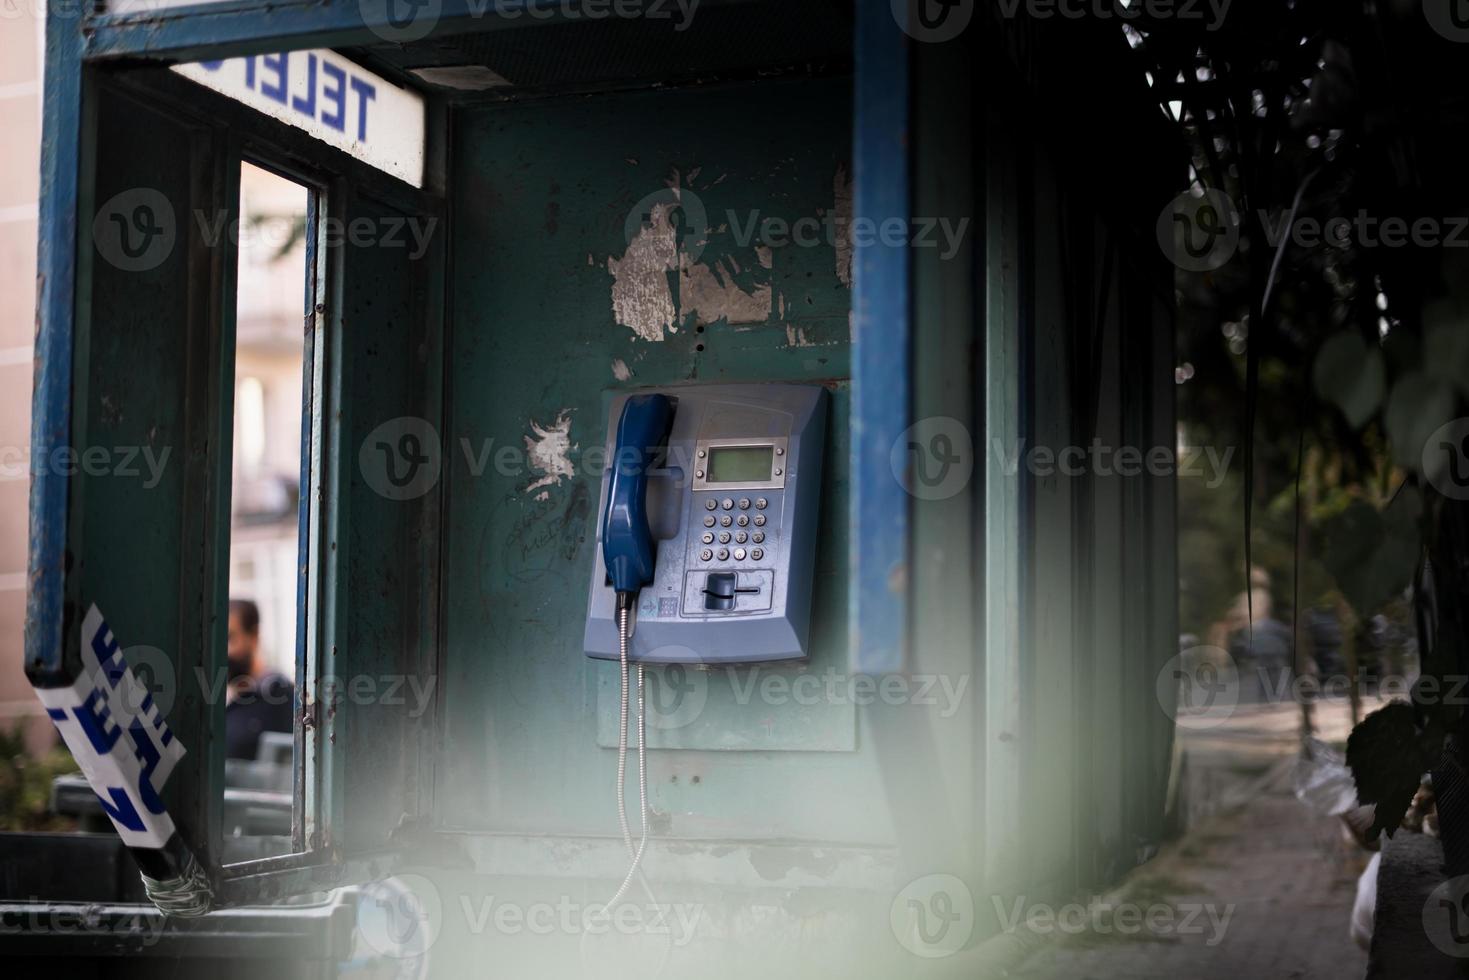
(436, 76, 891, 844)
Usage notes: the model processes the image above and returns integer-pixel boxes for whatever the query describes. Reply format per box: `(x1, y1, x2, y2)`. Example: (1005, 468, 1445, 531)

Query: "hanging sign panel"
(174, 50, 426, 188)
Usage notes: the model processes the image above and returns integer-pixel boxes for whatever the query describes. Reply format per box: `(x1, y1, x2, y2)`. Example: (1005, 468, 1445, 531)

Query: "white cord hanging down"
(606, 601, 650, 910)
(579, 600, 674, 980)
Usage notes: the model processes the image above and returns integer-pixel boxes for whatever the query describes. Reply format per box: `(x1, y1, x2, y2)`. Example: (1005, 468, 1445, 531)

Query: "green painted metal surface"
(435, 77, 888, 843)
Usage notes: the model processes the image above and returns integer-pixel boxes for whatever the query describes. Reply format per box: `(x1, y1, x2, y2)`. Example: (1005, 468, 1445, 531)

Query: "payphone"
(583, 383, 827, 906)
(583, 383, 828, 665)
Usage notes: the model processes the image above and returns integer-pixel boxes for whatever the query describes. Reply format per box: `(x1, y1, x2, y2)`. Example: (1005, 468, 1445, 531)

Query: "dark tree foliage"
(1127, 0, 1469, 846)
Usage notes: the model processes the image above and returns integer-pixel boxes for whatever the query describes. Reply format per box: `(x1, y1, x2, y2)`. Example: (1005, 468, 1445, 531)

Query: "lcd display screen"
(707, 445, 774, 484)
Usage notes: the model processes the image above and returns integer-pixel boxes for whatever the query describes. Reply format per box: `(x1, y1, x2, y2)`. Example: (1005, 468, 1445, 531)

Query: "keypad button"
(736, 514, 749, 527)
(735, 531, 747, 544)
(750, 548, 764, 561)
(700, 549, 713, 561)
(733, 548, 747, 561)
(718, 532, 731, 544)
(701, 532, 714, 544)
(704, 515, 716, 527)
(755, 497, 768, 509)
(737, 497, 751, 510)
(705, 498, 717, 511)
(717, 548, 730, 561)
(752, 531, 765, 544)
(753, 515, 766, 527)
(721, 498, 735, 510)
(720, 515, 733, 527)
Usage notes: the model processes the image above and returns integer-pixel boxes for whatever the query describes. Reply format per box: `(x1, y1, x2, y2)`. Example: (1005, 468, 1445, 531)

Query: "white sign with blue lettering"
(174, 50, 426, 188)
(35, 606, 186, 849)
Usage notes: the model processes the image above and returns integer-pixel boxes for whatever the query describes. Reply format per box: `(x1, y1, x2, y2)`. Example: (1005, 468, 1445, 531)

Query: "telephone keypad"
(691, 492, 777, 566)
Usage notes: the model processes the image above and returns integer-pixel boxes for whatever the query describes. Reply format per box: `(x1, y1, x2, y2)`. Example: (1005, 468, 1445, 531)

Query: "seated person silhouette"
(224, 598, 295, 760)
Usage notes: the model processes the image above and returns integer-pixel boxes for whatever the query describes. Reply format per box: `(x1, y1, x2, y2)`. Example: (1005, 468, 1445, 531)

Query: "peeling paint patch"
(833, 164, 854, 288)
(611, 358, 633, 381)
(785, 325, 816, 347)
(681, 247, 773, 326)
(524, 410, 577, 494)
(608, 200, 679, 341)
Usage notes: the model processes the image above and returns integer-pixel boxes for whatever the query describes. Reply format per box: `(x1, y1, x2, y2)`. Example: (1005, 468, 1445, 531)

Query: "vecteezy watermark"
(357, 874, 442, 964)
(92, 188, 438, 272)
(1159, 187, 1469, 271)
(1258, 211, 1469, 251)
(1424, 0, 1469, 43)
(635, 660, 709, 732)
(625, 186, 710, 264)
(632, 664, 970, 732)
(991, 439, 1235, 488)
(0, 902, 168, 947)
(727, 669, 970, 717)
(193, 210, 439, 261)
(199, 668, 438, 718)
(893, 0, 1232, 44)
(891, 0, 973, 42)
(993, 894, 1235, 946)
(360, 417, 444, 501)
(464, 895, 702, 945)
(1158, 645, 1469, 729)
(1424, 875, 1469, 956)
(0, 444, 172, 487)
(1424, 417, 1469, 502)
(354, 873, 703, 962)
(725, 210, 969, 261)
(891, 417, 975, 501)
(0, 0, 85, 22)
(359, 0, 701, 45)
(93, 648, 439, 722)
(891, 874, 975, 958)
(93, 188, 177, 274)
(621, 187, 970, 262)
(1156, 646, 1239, 729)
(1157, 188, 1241, 273)
(994, 0, 1232, 29)
(889, 419, 1235, 502)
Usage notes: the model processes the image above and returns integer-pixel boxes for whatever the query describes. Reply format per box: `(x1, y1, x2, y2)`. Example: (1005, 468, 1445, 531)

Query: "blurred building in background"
(0, 46, 306, 749)
(0, 19, 45, 754)
(230, 164, 308, 680)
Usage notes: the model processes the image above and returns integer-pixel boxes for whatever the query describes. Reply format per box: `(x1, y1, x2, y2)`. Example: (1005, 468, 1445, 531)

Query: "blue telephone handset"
(601, 394, 674, 600)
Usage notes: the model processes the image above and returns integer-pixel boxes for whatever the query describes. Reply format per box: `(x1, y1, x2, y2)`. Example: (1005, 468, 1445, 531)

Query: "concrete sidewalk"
(1007, 699, 1375, 979)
